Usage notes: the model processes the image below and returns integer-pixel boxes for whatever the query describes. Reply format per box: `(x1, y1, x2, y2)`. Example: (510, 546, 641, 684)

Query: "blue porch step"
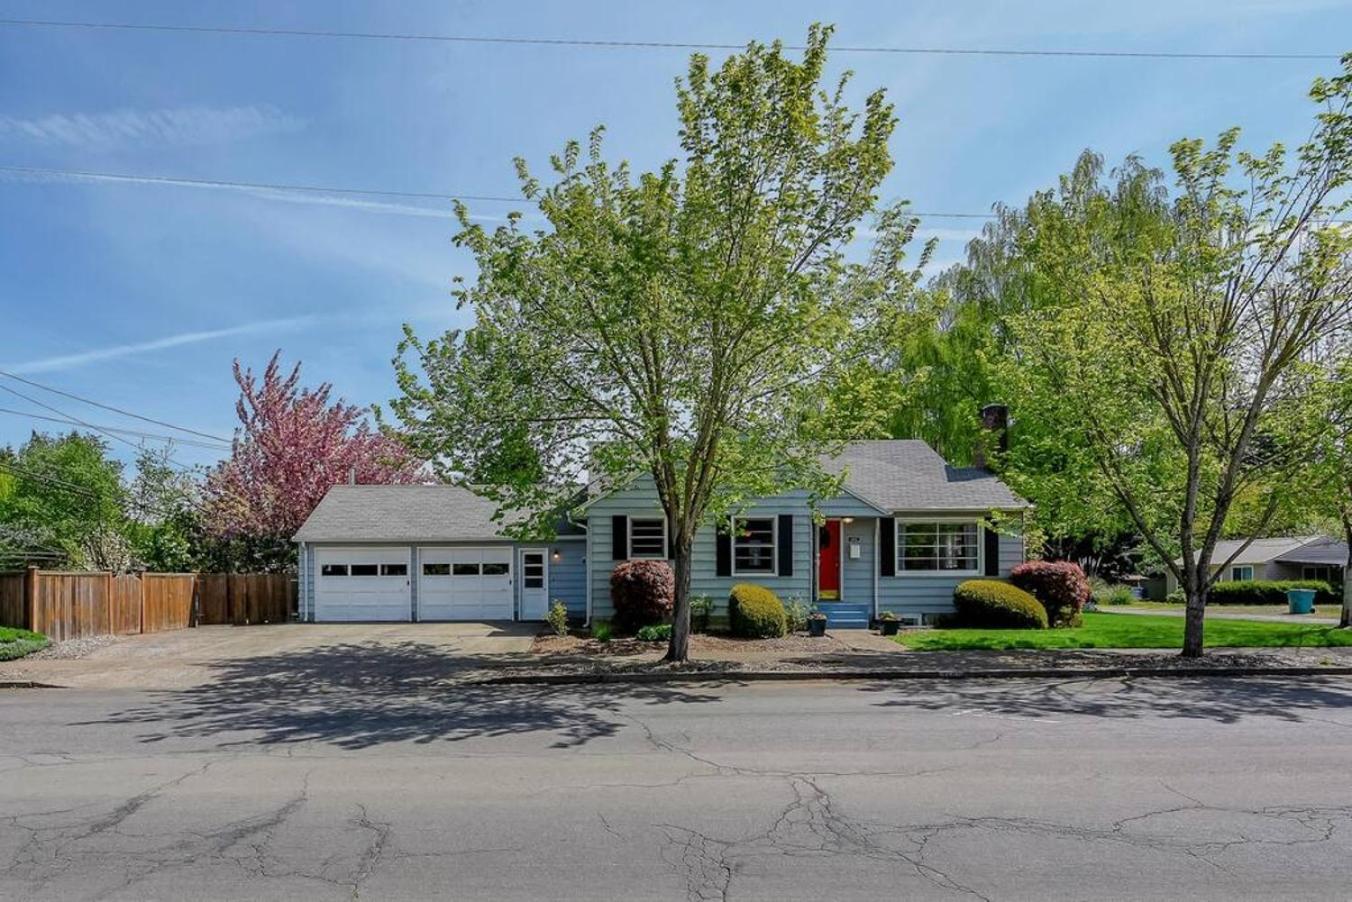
(819, 602, 872, 630)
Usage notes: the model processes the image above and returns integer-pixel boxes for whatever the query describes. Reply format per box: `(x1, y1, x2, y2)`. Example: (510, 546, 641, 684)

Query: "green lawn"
(895, 612, 1352, 651)
(0, 626, 49, 662)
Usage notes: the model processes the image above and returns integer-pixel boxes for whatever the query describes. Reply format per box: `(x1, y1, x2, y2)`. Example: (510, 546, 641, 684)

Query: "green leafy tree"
(0, 432, 130, 569)
(1001, 57, 1352, 656)
(391, 27, 921, 661)
(126, 446, 205, 572)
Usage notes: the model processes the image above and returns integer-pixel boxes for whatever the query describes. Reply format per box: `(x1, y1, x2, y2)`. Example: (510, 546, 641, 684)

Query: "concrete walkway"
(1108, 606, 1340, 625)
(0, 622, 537, 690)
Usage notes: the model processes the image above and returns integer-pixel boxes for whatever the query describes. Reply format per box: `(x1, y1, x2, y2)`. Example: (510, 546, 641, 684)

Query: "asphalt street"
(3, 671, 1352, 901)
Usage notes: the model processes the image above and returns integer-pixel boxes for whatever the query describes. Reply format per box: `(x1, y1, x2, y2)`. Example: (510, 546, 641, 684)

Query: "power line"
(0, 164, 999, 220)
(0, 369, 232, 444)
(0, 382, 201, 474)
(0, 18, 1339, 61)
(0, 406, 231, 451)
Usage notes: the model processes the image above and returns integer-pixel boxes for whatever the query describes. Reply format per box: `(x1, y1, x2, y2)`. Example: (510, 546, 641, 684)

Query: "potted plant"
(878, 611, 901, 636)
(807, 610, 828, 637)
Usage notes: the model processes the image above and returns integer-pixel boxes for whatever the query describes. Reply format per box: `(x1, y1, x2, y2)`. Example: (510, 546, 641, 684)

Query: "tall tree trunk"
(1341, 519, 1352, 629)
(1181, 565, 1207, 658)
(665, 532, 693, 663)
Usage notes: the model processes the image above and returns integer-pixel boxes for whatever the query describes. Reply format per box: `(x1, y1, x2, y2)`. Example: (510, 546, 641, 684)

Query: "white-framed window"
(1302, 565, 1333, 583)
(733, 516, 776, 574)
(1230, 565, 1254, 581)
(897, 520, 980, 574)
(628, 517, 667, 559)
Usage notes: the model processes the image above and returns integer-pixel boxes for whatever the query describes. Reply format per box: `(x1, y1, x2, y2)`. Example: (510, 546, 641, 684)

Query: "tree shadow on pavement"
(859, 674, 1352, 725)
(85, 641, 723, 750)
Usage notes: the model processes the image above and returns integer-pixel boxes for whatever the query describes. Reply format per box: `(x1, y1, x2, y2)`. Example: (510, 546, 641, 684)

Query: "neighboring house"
(1164, 535, 1349, 596)
(293, 439, 1029, 628)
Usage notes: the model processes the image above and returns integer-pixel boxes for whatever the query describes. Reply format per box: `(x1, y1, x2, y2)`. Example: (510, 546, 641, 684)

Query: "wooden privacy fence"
(0, 570, 295, 641)
(198, 574, 296, 626)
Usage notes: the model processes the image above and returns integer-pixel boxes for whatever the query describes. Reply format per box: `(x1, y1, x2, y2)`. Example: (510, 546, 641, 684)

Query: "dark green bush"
(636, 623, 672, 642)
(728, 583, 787, 638)
(1208, 580, 1335, 605)
(953, 580, 1048, 629)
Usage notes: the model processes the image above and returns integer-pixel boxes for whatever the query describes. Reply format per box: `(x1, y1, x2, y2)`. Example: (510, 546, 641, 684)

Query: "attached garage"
(314, 546, 411, 622)
(296, 484, 588, 623)
(418, 547, 513, 621)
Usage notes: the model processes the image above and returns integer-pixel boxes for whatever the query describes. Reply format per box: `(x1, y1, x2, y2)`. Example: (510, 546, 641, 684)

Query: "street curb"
(0, 680, 63, 689)
(477, 665, 1352, 686)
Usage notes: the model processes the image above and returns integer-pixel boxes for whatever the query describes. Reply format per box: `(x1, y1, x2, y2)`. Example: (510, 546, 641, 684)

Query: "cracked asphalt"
(4, 668, 1352, 901)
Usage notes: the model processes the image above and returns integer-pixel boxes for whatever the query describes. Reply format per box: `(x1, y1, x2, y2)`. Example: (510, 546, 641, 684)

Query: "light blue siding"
(586, 476, 813, 620)
(877, 528, 1024, 622)
(839, 518, 876, 604)
(547, 541, 587, 619)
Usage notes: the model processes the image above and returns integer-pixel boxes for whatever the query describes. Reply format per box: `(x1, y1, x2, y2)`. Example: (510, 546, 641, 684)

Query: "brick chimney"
(972, 404, 1009, 470)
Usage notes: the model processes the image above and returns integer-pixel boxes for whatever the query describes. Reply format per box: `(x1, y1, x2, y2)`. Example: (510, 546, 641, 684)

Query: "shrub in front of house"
(609, 559, 675, 632)
(1010, 561, 1091, 626)
(953, 579, 1049, 629)
(728, 583, 788, 638)
(1207, 579, 1336, 606)
(636, 623, 672, 642)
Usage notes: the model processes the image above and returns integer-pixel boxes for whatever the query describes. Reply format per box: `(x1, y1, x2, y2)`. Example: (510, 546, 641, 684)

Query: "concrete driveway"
(0, 623, 538, 690)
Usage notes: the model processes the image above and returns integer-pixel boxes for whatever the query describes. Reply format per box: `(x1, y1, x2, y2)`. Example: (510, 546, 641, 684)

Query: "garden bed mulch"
(479, 637, 1352, 685)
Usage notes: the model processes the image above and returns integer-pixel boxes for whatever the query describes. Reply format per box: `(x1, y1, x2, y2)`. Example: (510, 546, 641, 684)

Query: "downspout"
(584, 525, 593, 627)
(873, 517, 880, 621)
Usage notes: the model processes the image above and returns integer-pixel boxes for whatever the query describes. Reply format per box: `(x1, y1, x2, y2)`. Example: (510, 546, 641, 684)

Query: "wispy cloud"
(4, 316, 319, 375)
(0, 166, 524, 223)
(0, 104, 303, 149)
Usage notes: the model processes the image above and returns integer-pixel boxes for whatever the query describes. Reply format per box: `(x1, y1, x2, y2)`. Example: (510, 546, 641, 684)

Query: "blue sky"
(0, 0, 1345, 470)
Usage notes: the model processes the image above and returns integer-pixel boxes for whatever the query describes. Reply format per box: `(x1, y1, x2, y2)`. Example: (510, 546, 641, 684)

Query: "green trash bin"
(1287, 588, 1316, 615)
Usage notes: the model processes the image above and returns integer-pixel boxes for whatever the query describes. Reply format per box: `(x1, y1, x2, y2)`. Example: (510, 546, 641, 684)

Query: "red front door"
(818, 519, 841, 600)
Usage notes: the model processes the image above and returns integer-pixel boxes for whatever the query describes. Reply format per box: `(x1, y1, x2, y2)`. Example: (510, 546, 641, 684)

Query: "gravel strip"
(23, 635, 121, 660)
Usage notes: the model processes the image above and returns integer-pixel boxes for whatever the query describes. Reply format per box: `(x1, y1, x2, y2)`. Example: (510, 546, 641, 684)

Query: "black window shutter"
(879, 518, 896, 577)
(984, 527, 1001, 576)
(715, 523, 732, 577)
(611, 515, 628, 561)
(776, 515, 794, 576)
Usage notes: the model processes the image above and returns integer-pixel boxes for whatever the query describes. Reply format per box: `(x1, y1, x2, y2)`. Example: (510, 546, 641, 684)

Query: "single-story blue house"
(293, 438, 1029, 628)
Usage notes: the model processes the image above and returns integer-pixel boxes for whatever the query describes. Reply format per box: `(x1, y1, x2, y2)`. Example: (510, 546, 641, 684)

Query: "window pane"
(422, 563, 450, 576)
(381, 563, 407, 577)
(321, 564, 348, 577)
(350, 564, 378, 576)
(899, 522, 978, 571)
(734, 517, 775, 572)
(482, 562, 510, 576)
(525, 576, 544, 588)
(452, 563, 480, 576)
(629, 518, 666, 558)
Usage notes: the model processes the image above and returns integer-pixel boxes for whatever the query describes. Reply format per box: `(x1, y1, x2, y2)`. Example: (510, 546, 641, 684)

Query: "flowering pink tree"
(205, 352, 421, 570)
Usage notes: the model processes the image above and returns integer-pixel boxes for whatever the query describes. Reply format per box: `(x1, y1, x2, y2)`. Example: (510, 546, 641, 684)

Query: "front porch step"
(819, 603, 872, 630)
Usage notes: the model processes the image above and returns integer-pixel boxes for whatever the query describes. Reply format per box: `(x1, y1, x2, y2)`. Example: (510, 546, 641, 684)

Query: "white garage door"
(314, 547, 411, 622)
(418, 547, 514, 621)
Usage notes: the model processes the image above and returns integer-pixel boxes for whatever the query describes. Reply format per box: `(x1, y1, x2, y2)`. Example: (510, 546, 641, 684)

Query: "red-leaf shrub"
(1010, 561, 1091, 627)
(609, 560, 675, 632)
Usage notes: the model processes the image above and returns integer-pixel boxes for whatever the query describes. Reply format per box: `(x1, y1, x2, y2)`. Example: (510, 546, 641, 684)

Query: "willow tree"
(1004, 57, 1352, 657)
(390, 26, 922, 661)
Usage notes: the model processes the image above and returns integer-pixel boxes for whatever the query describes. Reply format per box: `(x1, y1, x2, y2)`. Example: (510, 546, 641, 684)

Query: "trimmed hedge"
(953, 579, 1049, 630)
(609, 560, 675, 632)
(1208, 580, 1336, 606)
(728, 583, 788, 638)
(1010, 561, 1091, 627)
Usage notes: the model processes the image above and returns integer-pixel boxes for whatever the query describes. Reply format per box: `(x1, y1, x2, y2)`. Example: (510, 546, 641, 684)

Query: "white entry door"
(519, 548, 549, 621)
(314, 546, 411, 622)
(418, 547, 514, 620)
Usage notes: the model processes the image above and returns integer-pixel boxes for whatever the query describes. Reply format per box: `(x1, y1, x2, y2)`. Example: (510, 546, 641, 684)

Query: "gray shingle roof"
(294, 484, 563, 543)
(1174, 535, 1325, 567)
(1274, 537, 1348, 566)
(824, 440, 1028, 512)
